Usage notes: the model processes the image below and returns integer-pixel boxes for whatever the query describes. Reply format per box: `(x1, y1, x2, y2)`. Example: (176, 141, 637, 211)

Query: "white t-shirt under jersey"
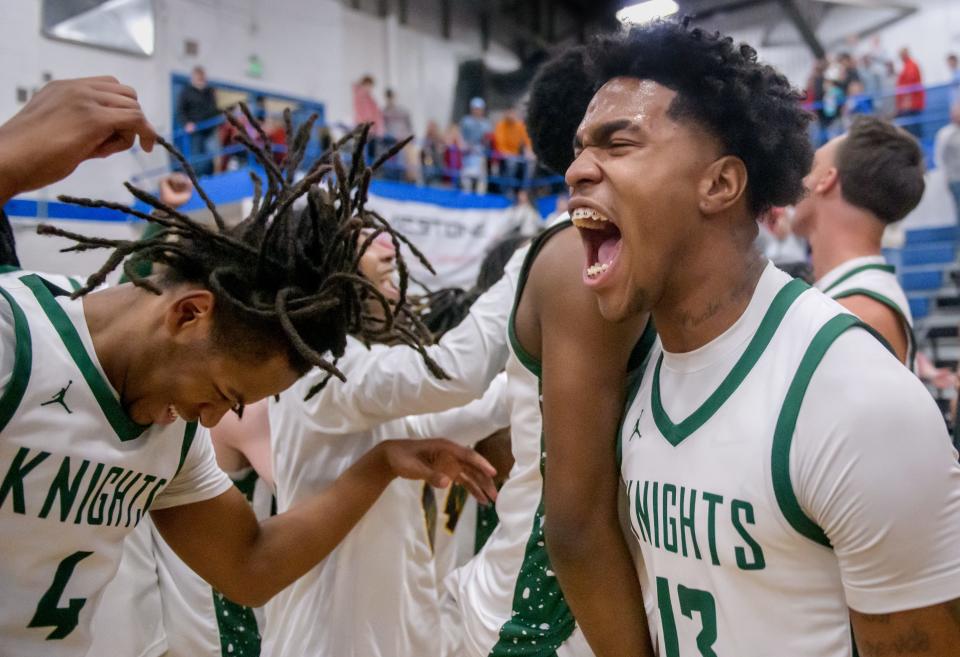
(0, 274, 232, 656)
(620, 262, 960, 657)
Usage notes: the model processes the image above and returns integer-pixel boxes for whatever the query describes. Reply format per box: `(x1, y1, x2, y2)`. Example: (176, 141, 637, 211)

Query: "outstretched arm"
(530, 228, 654, 657)
(0, 76, 157, 204)
(152, 438, 496, 607)
(302, 247, 526, 434)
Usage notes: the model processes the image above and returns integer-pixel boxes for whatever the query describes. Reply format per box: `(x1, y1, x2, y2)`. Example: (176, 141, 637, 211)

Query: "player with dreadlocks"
(0, 98, 496, 656)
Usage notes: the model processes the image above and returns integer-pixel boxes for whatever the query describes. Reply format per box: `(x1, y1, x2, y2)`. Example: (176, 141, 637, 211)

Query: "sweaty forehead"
(577, 77, 678, 136)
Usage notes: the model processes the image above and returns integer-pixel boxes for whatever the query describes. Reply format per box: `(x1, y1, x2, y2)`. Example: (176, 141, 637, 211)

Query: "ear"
(698, 155, 748, 216)
(164, 289, 216, 342)
(815, 167, 840, 195)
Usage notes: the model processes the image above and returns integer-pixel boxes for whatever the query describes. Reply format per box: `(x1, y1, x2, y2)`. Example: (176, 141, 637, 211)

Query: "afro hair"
(581, 20, 813, 216)
(526, 46, 595, 175)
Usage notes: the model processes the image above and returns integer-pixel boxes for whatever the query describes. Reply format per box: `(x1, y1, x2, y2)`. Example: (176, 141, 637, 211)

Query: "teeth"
(586, 262, 610, 278)
(571, 207, 609, 229)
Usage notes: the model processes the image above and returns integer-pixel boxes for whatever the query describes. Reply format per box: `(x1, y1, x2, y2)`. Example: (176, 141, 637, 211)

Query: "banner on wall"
(366, 182, 518, 291)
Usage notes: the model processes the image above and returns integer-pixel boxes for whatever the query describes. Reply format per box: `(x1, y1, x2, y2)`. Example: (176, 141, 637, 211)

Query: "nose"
(565, 148, 602, 190)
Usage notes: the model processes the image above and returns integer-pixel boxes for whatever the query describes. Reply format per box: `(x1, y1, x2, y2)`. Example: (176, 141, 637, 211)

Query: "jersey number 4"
(656, 576, 718, 657)
(29, 551, 92, 640)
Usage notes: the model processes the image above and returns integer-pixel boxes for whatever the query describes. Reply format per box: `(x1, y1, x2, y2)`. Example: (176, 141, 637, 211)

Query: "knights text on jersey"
(619, 263, 960, 657)
(0, 274, 232, 656)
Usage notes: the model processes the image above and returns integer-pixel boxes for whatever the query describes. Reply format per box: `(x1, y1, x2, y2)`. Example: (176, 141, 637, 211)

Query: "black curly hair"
(40, 106, 445, 401)
(526, 46, 594, 175)
(553, 20, 813, 216)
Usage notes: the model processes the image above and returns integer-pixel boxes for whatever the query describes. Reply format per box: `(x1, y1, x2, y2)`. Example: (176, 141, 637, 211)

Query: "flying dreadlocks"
(37, 103, 446, 399)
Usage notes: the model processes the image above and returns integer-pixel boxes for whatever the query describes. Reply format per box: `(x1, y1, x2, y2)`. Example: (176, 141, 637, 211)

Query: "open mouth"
(571, 207, 622, 281)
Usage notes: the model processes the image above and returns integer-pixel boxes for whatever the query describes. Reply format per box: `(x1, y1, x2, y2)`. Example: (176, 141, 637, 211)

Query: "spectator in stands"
(176, 66, 219, 176)
(843, 79, 872, 127)
(896, 47, 925, 139)
(948, 53, 960, 106)
(493, 107, 533, 191)
(544, 193, 569, 226)
(382, 89, 414, 181)
(421, 120, 446, 186)
(443, 123, 464, 186)
(504, 188, 542, 237)
(806, 57, 829, 138)
(934, 102, 960, 224)
(459, 97, 492, 194)
(353, 74, 384, 159)
(837, 52, 861, 96)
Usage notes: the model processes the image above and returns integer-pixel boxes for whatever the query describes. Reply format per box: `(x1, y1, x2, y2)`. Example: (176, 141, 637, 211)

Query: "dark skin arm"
(836, 295, 909, 365)
(515, 226, 653, 657)
(851, 599, 960, 656)
(152, 438, 496, 607)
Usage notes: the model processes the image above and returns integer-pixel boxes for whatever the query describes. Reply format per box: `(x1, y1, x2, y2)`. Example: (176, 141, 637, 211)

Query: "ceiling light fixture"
(616, 0, 679, 25)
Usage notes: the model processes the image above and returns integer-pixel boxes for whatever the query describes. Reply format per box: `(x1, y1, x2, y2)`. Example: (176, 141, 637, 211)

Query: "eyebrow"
(573, 119, 643, 151)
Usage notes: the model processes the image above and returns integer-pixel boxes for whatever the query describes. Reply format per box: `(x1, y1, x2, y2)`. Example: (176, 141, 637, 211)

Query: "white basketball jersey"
(815, 255, 915, 366)
(262, 338, 439, 657)
(0, 274, 231, 656)
(155, 469, 274, 657)
(448, 221, 655, 657)
(620, 264, 928, 657)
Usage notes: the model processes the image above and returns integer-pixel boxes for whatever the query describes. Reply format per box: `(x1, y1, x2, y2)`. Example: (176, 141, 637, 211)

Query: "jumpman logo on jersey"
(629, 409, 644, 441)
(41, 381, 73, 414)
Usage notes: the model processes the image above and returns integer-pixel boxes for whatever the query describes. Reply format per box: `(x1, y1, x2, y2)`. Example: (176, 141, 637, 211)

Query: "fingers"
(93, 131, 137, 159)
(455, 464, 498, 505)
(96, 108, 158, 154)
(89, 80, 138, 101)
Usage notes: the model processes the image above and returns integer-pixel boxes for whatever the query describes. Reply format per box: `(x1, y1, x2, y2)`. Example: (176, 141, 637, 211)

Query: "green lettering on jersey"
(634, 480, 651, 543)
(702, 492, 724, 566)
(679, 487, 702, 560)
(73, 463, 104, 524)
(662, 483, 678, 553)
(86, 466, 122, 525)
(106, 470, 136, 526)
(0, 447, 50, 514)
(128, 475, 156, 527)
(139, 477, 168, 519)
(39, 458, 90, 522)
(652, 481, 661, 548)
(731, 499, 766, 571)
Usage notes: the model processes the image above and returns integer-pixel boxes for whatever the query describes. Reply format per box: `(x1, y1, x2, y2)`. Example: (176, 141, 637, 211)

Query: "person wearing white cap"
(459, 97, 492, 194)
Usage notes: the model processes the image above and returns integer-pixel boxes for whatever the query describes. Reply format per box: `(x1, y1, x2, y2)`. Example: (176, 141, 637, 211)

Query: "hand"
(185, 122, 196, 134)
(0, 76, 157, 203)
(158, 172, 193, 208)
(378, 439, 498, 504)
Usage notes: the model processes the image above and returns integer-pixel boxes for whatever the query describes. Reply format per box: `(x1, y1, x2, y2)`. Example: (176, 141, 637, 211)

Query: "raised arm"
(0, 76, 157, 204)
(530, 228, 654, 657)
(301, 247, 526, 434)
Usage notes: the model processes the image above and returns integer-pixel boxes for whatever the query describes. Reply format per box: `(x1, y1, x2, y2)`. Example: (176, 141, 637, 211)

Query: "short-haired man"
(793, 115, 924, 366)
(567, 20, 960, 656)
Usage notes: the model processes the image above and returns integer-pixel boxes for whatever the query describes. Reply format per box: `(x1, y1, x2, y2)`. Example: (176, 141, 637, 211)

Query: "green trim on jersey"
(831, 287, 916, 369)
(174, 422, 199, 477)
(0, 264, 20, 274)
(771, 314, 871, 548)
(651, 278, 808, 447)
(21, 274, 150, 442)
(67, 277, 82, 293)
(821, 263, 896, 295)
(0, 286, 32, 432)
(506, 220, 572, 377)
(616, 320, 658, 468)
(212, 587, 261, 657)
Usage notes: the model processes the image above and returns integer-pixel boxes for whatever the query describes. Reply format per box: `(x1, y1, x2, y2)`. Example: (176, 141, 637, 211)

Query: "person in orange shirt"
(493, 107, 534, 189)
